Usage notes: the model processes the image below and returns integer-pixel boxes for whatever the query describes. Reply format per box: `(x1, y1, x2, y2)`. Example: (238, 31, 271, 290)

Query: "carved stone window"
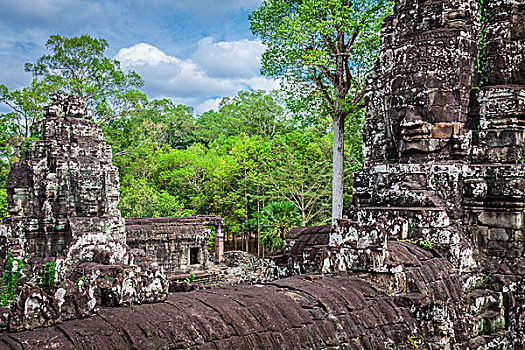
(190, 247, 200, 265)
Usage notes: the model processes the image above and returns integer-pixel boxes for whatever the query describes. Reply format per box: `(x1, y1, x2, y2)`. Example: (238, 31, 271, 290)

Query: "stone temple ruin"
(125, 216, 224, 278)
(0, 94, 224, 331)
(0, 94, 169, 330)
(0, 0, 524, 349)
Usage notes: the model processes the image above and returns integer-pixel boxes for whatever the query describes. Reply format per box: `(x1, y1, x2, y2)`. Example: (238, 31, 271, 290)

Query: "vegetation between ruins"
(0, 252, 23, 307)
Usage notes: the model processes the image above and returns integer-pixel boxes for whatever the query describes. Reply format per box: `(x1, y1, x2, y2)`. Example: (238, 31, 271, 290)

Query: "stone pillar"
(215, 223, 224, 263)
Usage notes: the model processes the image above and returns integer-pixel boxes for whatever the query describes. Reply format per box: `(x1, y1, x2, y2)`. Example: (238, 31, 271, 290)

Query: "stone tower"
(0, 95, 167, 332)
(4, 94, 125, 263)
(323, 0, 525, 347)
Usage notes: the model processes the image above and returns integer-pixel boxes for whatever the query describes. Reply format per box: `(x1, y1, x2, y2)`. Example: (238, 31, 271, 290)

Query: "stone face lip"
(0, 94, 168, 332)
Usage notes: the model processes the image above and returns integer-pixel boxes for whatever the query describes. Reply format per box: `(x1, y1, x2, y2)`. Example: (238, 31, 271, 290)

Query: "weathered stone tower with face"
(4, 94, 125, 264)
(323, 0, 525, 347)
(0, 94, 168, 331)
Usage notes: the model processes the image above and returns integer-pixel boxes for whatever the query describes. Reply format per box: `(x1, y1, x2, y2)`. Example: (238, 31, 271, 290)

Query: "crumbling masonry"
(0, 95, 168, 331)
(0, 0, 524, 349)
(320, 0, 525, 348)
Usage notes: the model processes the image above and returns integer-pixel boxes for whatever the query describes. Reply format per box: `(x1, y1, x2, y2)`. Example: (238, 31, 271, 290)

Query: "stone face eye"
(446, 10, 467, 21)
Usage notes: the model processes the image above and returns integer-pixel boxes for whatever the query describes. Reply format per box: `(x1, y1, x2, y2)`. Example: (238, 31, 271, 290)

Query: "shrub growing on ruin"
(0, 251, 24, 307)
(259, 201, 301, 254)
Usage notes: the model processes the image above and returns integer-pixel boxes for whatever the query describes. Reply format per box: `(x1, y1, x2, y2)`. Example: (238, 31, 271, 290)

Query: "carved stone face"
(386, 2, 477, 157)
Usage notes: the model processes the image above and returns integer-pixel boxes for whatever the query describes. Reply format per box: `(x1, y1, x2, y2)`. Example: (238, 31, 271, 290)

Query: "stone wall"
(125, 216, 224, 277)
(320, 0, 525, 348)
(0, 242, 488, 349)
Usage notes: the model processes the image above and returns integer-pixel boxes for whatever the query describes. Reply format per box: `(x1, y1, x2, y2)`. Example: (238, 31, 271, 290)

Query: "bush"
(119, 179, 194, 218)
(259, 201, 301, 254)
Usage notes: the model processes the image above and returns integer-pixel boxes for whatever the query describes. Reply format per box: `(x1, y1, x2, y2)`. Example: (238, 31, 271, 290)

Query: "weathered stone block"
(478, 211, 523, 230)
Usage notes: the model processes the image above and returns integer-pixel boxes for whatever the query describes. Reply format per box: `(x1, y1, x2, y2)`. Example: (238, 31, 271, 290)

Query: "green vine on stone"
(20, 125, 44, 160)
(184, 272, 196, 283)
(76, 269, 86, 290)
(0, 251, 24, 307)
(42, 259, 56, 293)
(416, 239, 433, 251)
(406, 335, 427, 350)
(400, 238, 433, 251)
(477, 0, 489, 87)
(205, 225, 216, 252)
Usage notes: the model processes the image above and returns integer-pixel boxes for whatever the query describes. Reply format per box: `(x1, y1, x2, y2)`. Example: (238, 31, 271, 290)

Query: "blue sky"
(0, 0, 278, 114)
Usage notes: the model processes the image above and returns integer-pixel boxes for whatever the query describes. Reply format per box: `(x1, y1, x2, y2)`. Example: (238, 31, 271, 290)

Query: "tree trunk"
(332, 113, 345, 223)
(257, 196, 261, 258)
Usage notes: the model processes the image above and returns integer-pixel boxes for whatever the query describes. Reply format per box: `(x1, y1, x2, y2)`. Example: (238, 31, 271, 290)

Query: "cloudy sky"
(0, 0, 279, 114)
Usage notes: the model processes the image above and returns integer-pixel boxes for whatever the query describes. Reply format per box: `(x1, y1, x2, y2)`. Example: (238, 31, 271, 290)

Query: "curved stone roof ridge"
(0, 241, 486, 350)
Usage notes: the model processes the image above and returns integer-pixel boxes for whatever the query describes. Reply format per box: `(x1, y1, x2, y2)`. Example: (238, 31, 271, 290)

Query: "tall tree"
(0, 35, 145, 163)
(250, 0, 392, 222)
(196, 90, 288, 143)
(23, 34, 144, 122)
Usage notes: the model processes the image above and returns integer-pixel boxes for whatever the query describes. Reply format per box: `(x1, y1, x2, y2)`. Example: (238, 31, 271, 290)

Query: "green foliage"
(0, 80, 52, 161)
(251, 0, 393, 219)
(0, 251, 24, 307)
(119, 179, 194, 218)
(416, 239, 433, 251)
(250, 0, 393, 119)
(184, 272, 196, 283)
(406, 335, 426, 350)
(492, 316, 505, 332)
(205, 226, 216, 251)
(42, 260, 56, 293)
(401, 238, 433, 251)
(76, 269, 86, 290)
(20, 130, 43, 160)
(0, 34, 144, 172)
(0, 189, 8, 222)
(263, 131, 334, 225)
(24, 35, 143, 121)
(104, 97, 197, 153)
(477, 0, 489, 87)
(259, 201, 301, 254)
(196, 90, 289, 143)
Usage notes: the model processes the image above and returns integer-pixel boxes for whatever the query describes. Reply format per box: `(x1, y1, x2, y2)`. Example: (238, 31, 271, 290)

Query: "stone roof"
(0, 241, 488, 350)
(125, 216, 223, 242)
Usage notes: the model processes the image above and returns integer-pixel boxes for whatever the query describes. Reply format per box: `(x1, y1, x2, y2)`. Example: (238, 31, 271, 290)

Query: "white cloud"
(115, 41, 278, 111)
(194, 98, 222, 115)
(115, 43, 178, 66)
(193, 37, 266, 79)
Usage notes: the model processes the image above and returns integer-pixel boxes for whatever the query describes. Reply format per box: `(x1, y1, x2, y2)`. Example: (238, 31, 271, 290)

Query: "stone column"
(215, 223, 224, 262)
